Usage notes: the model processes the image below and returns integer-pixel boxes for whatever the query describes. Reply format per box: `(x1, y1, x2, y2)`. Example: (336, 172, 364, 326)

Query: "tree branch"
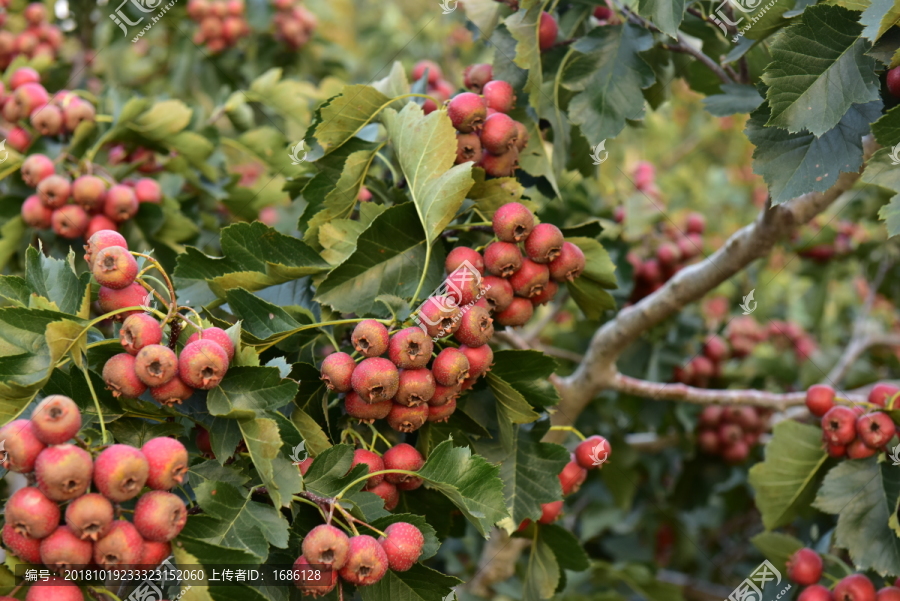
(552, 137, 876, 432)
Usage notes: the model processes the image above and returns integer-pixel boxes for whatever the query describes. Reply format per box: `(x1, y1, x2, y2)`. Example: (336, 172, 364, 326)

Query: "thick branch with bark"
(552, 140, 876, 433)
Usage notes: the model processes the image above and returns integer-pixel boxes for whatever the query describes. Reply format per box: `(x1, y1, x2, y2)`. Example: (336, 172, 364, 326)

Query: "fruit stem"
(80, 362, 110, 445)
(255, 318, 392, 353)
(335, 469, 423, 499)
(409, 242, 432, 308)
(177, 305, 205, 333)
(131, 251, 178, 313)
(332, 503, 360, 536)
(549, 425, 586, 441)
(367, 423, 393, 451)
(335, 502, 387, 537)
(341, 427, 368, 449)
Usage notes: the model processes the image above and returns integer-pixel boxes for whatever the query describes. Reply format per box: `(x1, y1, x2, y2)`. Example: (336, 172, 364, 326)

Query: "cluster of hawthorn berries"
(0, 3, 63, 69)
(806, 382, 899, 460)
(292, 519, 424, 594)
(319, 202, 585, 435)
(0, 397, 189, 601)
(695, 405, 771, 463)
(107, 144, 164, 174)
(788, 546, 900, 600)
(408, 59, 528, 178)
(626, 212, 706, 304)
(186, 0, 250, 53)
(19, 154, 161, 239)
(271, 0, 317, 50)
(519, 435, 612, 529)
(1, 67, 95, 153)
(672, 335, 729, 388)
(2, 68, 95, 139)
(81, 230, 234, 401)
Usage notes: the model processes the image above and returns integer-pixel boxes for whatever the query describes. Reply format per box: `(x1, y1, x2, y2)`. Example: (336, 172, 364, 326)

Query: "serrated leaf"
(320, 199, 387, 266)
(490, 350, 561, 410)
(316, 85, 392, 153)
(746, 100, 879, 204)
(540, 524, 591, 571)
(524, 530, 560, 601)
(24, 246, 90, 316)
(750, 531, 803, 573)
(173, 222, 329, 305)
(563, 24, 656, 143)
(464, 0, 503, 36)
(188, 480, 289, 561)
(872, 104, 900, 147)
(416, 440, 510, 536)
(468, 170, 530, 219)
(303, 444, 370, 497)
(207, 366, 299, 419)
(247, 68, 317, 126)
(107, 419, 183, 447)
(862, 147, 900, 236)
(238, 418, 302, 508)
(567, 277, 617, 320)
(813, 457, 900, 575)
(861, 0, 900, 41)
(314, 203, 444, 315)
(762, 5, 880, 136)
(382, 103, 474, 245)
(131, 99, 193, 139)
(0, 217, 25, 273)
(702, 83, 765, 116)
(474, 423, 568, 524)
(372, 61, 411, 101)
(506, 5, 545, 113)
(290, 408, 331, 456)
(358, 564, 461, 601)
(189, 460, 251, 488)
(636, 0, 685, 38)
(0, 276, 30, 306)
(748, 420, 829, 530)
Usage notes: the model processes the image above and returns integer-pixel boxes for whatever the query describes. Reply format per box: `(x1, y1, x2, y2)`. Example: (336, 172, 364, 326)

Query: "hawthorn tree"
(0, 0, 900, 600)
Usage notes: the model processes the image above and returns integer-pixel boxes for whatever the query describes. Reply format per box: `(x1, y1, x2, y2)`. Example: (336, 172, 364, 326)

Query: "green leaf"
(238, 418, 303, 508)
(748, 420, 829, 530)
(702, 84, 765, 116)
(382, 103, 474, 245)
(813, 457, 900, 575)
(468, 171, 530, 220)
(540, 523, 591, 571)
(25, 246, 90, 317)
(106, 419, 183, 447)
(474, 423, 568, 524)
(0, 276, 30, 306)
(372, 61, 411, 101)
(563, 24, 656, 143)
(189, 459, 251, 488)
(506, 5, 545, 113)
(290, 408, 332, 456)
(490, 350, 561, 410)
(750, 531, 803, 573)
(746, 100, 880, 204)
(173, 222, 330, 305)
(188, 480, 290, 560)
(762, 5, 881, 136)
(861, 0, 900, 41)
(315, 85, 392, 153)
(523, 530, 560, 601)
(222, 288, 312, 346)
(636, 0, 685, 38)
(303, 444, 364, 496)
(416, 440, 510, 537)
(207, 366, 299, 419)
(314, 203, 444, 315)
(0, 217, 25, 273)
(247, 68, 317, 126)
(872, 104, 900, 147)
(862, 148, 900, 235)
(568, 237, 618, 289)
(358, 564, 461, 601)
(463, 0, 503, 37)
(130, 99, 193, 139)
